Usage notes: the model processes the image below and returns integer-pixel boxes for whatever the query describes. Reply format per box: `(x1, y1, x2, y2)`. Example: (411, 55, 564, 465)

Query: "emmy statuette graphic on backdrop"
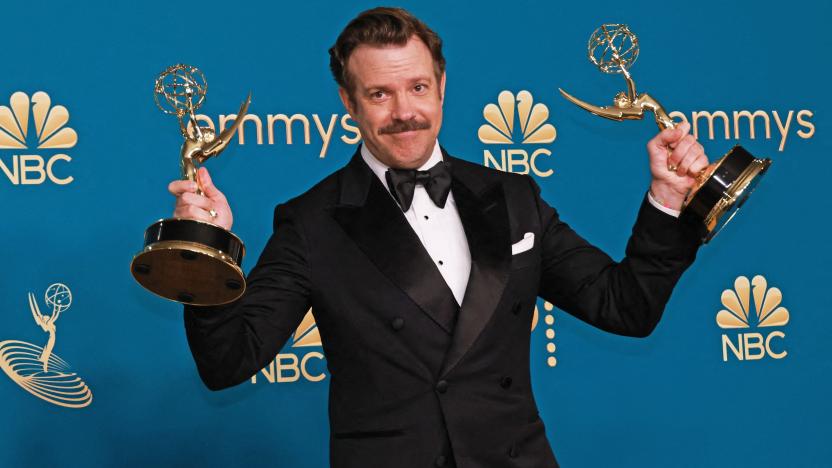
(0, 283, 93, 408)
(559, 24, 771, 242)
(131, 64, 252, 305)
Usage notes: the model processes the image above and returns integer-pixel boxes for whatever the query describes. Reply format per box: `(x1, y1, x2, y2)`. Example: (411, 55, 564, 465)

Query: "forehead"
(347, 37, 435, 88)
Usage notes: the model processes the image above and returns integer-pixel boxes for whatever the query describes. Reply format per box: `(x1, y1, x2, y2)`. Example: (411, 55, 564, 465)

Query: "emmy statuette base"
(682, 145, 772, 243)
(131, 219, 246, 306)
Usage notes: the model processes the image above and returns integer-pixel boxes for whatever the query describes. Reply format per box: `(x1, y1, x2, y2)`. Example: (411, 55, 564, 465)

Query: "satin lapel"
(330, 152, 459, 334)
(440, 156, 511, 377)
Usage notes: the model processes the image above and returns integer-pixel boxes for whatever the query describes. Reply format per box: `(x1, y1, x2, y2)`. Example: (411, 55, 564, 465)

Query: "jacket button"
(435, 380, 449, 394)
(508, 445, 519, 458)
(435, 455, 447, 467)
(500, 376, 513, 389)
(512, 302, 521, 315)
(391, 317, 405, 331)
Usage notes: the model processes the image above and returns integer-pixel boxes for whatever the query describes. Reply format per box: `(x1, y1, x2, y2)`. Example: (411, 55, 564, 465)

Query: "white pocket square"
(511, 232, 535, 255)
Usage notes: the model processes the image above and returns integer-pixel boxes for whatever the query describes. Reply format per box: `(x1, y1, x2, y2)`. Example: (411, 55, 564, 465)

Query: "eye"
(370, 90, 386, 100)
(413, 84, 427, 93)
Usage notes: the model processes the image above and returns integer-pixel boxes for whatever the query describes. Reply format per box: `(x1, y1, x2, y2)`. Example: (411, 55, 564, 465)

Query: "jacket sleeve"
(183, 202, 312, 390)
(529, 177, 704, 337)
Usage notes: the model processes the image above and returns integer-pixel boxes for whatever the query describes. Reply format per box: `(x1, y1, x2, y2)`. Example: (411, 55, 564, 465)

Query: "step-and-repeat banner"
(1, 0, 828, 466)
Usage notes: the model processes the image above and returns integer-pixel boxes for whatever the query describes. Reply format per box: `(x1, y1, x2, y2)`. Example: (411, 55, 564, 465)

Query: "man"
(171, 7, 708, 468)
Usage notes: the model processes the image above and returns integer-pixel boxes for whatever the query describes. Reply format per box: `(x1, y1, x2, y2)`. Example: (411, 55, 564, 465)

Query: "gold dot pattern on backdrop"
(543, 301, 557, 367)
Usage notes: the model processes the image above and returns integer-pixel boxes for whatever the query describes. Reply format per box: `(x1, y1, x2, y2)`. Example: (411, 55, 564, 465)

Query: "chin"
(394, 149, 432, 168)
(370, 133, 436, 168)
(394, 141, 435, 165)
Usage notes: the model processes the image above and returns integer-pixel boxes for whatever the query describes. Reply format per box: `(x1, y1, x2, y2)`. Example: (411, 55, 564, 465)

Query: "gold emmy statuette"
(559, 24, 771, 242)
(131, 64, 251, 305)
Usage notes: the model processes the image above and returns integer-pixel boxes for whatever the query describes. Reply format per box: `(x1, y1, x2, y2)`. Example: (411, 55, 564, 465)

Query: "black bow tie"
(385, 161, 452, 212)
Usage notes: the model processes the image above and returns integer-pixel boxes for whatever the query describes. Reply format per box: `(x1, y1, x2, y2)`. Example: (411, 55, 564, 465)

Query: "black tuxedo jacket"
(184, 147, 702, 468)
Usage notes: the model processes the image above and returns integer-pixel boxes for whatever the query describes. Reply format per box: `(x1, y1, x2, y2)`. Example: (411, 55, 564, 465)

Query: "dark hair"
(329, 7, 446, 94)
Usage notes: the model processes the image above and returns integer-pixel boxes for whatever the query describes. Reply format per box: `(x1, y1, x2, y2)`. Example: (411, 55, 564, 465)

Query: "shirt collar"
(361, 140, 443, 190)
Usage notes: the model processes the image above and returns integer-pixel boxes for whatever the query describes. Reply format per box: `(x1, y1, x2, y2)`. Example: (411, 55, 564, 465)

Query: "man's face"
(339, 36, 445, 169)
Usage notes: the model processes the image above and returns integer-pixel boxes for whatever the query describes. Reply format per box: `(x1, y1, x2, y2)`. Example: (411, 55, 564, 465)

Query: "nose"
(391, 92, 416, 122)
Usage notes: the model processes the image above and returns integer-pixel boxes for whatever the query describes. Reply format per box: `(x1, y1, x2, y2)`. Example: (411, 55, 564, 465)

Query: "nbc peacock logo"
(251, 309, 326, 384)
(292, 309, 322, 347)
(0, 91, 76, 185)
(716, 275, 789, 362)
(479, 90, 557, 177)
(0, 283, 92, 408)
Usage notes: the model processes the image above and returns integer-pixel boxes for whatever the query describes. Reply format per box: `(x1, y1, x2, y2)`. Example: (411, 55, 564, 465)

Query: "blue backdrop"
(0, 1, 828, 466)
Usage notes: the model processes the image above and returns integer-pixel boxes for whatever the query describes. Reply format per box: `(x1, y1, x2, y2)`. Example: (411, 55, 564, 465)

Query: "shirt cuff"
(647, 190, 681, 218)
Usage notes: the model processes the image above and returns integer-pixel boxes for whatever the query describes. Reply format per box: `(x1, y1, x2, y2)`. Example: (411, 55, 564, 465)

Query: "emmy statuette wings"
(559, 24, 772, 242)
(131, 64, 251, 306)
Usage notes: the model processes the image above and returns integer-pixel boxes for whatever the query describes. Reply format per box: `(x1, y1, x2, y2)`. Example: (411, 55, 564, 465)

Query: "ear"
(338, 87, 355, 117)
(439, 72, 446, 103)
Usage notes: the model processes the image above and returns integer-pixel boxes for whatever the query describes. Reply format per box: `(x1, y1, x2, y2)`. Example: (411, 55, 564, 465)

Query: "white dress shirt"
(361, 142, 472, 306)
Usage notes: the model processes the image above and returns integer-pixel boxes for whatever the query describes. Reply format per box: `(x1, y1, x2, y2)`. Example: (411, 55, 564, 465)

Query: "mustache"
(378, 119, 431, 135)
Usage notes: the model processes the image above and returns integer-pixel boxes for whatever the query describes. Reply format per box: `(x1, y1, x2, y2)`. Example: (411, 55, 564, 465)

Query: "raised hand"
(646, 121, 710, 211)
(168, 167, 233, 230)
